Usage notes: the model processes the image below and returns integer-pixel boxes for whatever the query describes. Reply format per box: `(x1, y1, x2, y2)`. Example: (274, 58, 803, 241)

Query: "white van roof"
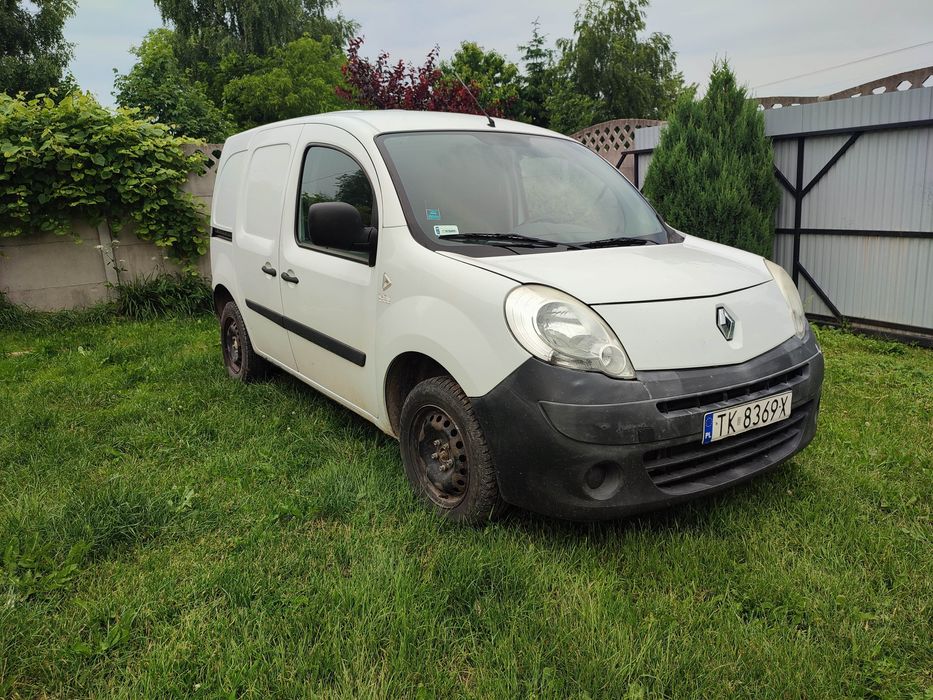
(221, 109, 569, 151)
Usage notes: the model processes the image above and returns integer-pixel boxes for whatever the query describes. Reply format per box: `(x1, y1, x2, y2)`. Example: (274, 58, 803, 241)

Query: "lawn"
(0, 315, 930, 698)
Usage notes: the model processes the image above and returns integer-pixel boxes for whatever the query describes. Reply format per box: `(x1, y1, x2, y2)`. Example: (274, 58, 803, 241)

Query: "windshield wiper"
(581, 236, 659, 249)
(440, 233, 585, 250)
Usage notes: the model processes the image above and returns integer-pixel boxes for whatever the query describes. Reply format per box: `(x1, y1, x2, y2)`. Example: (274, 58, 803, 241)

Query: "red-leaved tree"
(337, 38, 508, 116)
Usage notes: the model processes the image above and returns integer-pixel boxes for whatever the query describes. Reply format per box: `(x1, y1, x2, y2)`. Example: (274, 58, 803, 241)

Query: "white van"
(210, 110, 823, 523)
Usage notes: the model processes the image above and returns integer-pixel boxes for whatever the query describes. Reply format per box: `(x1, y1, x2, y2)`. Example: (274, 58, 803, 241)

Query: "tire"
(399, 376, 507, 525)
(219, 300, 269, 382)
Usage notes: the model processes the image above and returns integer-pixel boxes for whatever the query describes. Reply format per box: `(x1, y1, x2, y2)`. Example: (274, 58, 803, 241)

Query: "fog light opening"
(583, 461, 622, 500)
(585, 463, 606, 489)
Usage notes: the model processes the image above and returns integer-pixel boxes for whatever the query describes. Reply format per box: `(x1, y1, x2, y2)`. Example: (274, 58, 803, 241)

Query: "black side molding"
(244, 299, 366, 367)
(211, 227, 233, 242)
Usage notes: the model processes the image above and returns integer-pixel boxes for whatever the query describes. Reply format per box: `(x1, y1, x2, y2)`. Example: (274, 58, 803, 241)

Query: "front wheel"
(399, 376, 507, 525)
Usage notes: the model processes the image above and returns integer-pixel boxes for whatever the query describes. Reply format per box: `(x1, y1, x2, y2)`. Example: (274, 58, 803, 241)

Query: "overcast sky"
(66, 0, 933, 108)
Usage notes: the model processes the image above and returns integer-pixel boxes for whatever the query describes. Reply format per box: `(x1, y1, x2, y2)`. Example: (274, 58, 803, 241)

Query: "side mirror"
(306, 201, 375, 254)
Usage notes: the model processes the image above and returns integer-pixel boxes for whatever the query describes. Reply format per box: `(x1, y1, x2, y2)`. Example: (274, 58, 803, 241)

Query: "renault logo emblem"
(716, 306, 736, 341)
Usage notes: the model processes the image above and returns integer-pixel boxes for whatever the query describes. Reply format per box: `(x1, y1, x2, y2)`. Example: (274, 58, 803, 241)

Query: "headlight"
(504, 285, 635, 378)
(765, 259, 808, 339)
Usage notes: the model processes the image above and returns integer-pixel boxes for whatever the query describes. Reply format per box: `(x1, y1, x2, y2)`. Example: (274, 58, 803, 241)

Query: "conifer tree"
(643, 61, 779, 258)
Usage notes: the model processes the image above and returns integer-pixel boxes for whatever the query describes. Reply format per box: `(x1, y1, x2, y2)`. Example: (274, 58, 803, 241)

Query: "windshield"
(377, 131, 669, 255)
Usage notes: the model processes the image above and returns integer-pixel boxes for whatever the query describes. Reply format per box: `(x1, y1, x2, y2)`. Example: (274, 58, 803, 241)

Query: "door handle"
(261, 262, 277, 276)
(280, 270, 299, 284)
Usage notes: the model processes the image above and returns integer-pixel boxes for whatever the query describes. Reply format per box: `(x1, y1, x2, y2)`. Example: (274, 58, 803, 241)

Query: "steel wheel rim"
(412, 404, 469, 507)
(223, 318, 242, 373)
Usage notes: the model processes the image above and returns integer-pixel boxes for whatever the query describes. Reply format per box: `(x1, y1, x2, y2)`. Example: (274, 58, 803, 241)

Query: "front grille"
(643, 401, 813, 493)
(656, 365, 807, 414)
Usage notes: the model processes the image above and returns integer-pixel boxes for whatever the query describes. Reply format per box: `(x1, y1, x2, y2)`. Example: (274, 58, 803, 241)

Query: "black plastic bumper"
(471, 334, 824, 521)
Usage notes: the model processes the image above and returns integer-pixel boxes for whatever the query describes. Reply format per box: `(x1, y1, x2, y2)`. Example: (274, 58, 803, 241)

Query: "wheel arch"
(212, 283, 235, 317)
(383, 351, 451, 436)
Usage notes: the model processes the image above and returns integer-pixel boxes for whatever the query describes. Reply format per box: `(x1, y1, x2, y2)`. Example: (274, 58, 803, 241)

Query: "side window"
(297, 146, 375, 261)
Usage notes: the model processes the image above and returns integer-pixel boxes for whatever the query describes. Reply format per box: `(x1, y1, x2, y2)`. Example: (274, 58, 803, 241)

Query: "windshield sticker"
(433, 225, 459, 237)
(425, 208, 442, 220)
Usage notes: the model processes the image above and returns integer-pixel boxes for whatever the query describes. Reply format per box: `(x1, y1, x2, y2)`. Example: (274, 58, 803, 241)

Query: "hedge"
(0, 91, 208, 264)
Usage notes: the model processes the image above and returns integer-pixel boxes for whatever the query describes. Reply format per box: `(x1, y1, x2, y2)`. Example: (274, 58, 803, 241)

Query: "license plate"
(702, 391, 792, 444)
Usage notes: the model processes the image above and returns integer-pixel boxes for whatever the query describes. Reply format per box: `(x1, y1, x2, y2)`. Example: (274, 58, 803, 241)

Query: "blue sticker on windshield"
(426, 208, 442, 220)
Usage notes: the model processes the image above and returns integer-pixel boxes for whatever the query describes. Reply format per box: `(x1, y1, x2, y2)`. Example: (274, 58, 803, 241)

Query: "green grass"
(0, 317, 930, 698)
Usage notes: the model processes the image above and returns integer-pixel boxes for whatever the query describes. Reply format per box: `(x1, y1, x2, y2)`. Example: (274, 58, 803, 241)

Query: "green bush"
(114, 273, 212, 320)
(221, 36, 346, 130)
(0, 275, 211, 332)
(0, 91, 208, 264)
(642, 61, 779, 257)
(113, 28, 233, 143)
(0, 289, 30, 330)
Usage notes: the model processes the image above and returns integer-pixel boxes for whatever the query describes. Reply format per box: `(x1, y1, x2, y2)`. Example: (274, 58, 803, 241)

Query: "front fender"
(376, 298, 515, 399)
(374, 247, 529, 404)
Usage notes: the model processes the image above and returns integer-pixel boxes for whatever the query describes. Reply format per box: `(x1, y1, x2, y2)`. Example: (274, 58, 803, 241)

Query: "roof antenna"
(450, 70, 496, 128)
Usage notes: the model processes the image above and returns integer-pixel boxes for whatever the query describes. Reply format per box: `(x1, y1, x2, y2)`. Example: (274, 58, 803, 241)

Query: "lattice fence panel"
(572, 118, 663, 164)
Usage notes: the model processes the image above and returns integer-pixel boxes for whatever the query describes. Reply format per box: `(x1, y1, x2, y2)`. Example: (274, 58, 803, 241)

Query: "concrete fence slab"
(0, 143, 223, 311)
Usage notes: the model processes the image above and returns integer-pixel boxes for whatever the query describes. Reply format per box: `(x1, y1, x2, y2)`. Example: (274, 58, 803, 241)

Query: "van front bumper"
(470, 334, 824, 521)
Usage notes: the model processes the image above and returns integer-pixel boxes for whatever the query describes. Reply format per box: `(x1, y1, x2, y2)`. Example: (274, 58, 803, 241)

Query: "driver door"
(278, 124, 381, 414)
